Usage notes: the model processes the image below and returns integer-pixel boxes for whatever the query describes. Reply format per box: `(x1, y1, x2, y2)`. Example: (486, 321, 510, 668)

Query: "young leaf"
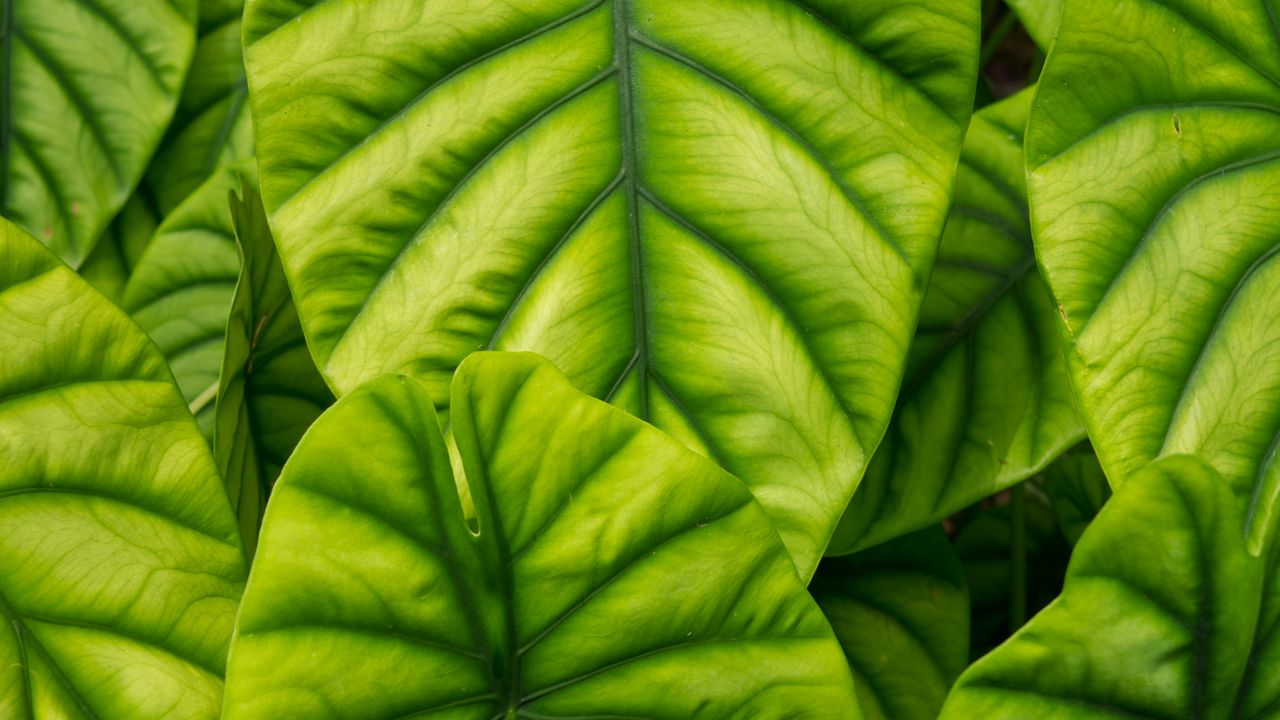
(122, 162, 252, 435)
(0, 0, 197, 266)
(0, 218, 246, 717)
(1028, 0, 1280, 554)
(145, 0, 254, 215)
(222, 352, 859, 717)
(811, 526, 969, 720)
(941, 456, 1274, 718)
(829, 88, 1083, 553)
(214, 179, 333, 558)
(242, 0, 980, 577)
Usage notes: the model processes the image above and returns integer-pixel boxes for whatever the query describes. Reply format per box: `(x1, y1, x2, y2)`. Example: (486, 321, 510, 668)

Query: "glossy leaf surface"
(831, 88, 1082, 553)
(1028, 0, 1280, 554)
(214, 180, 332, 558)
(0, 218, 246, 718)
(812, 526, 969, 720)
(941, 456, 1278, 718)
(224, 352, 858, 717)
(1, 0, 197, 266)
(122, 163, 250, 436)
(242, 0, 980, 575)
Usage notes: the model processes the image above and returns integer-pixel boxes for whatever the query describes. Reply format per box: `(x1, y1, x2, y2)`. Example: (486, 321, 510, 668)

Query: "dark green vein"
(0, 592, 99, 720)
(202, 83, 248, 177)
(0, 486, 236, 549)
(9, 132, 71, 242)
(648, 368, 727, 467)
(246, 622, 483, 662)
(963, 680, 1159, 718)
(615, 0, 649, 419)
(22, 614, 222, 677)
(1143, 0, 1280, 90)
(0, 0, 11, 208)
(76, 0, 167, 89)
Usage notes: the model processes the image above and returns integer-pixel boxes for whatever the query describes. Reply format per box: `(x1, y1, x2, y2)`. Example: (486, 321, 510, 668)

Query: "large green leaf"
(0, 218, 246, 717)
(242, 0, 980, 576)
(122, 162, 251, 436)
(1027, 0, 1280, 554)
(940, 455, 1279, 718)
(145, 0, 253, 215)
(214, 179, 332, 558)
(812, 526, 969, 720)
(223, 352, 858, 717)
(0, 0, 197, 266)
(830, 88, 1083, 553)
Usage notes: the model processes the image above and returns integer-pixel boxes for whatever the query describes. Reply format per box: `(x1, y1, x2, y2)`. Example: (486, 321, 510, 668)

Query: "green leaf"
(940, 456, 1277, 718)
(214, 179, 332, 559)
(812, 526, 969, 720)
(0, 0, 197, 266)
(122, 162, 251, 436)
(223, 351, 858, 717)
(77, 192, 160, 304)
(1043, 444, 1110, 546)
(145, 0, 253, 215)
(242, 0, 980, 576)
(1027, 0, 1280, 554)
(830, 88, 1083, 553)
(1003, 0, 1060, 51)
(0, 218, 246, 717)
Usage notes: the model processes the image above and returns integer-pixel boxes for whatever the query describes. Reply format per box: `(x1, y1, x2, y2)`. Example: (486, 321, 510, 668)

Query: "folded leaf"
(830, 88, 1083, 553)
(812, 526, 969, 720)
(0, 218, 246, 718)
(223, 352, 858, 718)
(941, 456, 1275, 718)
(1028, 0, 1280, 554)
(214, 179, 333, 558)
(241, 0, 980, 576)
(0, 0, 197, 266)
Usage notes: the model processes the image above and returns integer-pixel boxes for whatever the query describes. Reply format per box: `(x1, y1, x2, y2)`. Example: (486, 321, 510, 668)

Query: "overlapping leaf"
(242, 0, 979, 576)
(77, 193, 160, 304)
(830, 89, 1082, 553)
(223, 352, 857, 718)
(1004, 0, 1061, 51)
(0, 218, 246, 718)
(1028, 0, 1280, 554)
(1043, 444, 1110, 545)
(0, 0, 197, 266)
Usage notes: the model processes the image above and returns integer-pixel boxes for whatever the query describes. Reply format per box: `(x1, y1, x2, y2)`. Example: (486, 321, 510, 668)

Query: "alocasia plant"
(240, 0, 980, 576)
(0, 218, 246, 717)
(223, 352, 857, 717)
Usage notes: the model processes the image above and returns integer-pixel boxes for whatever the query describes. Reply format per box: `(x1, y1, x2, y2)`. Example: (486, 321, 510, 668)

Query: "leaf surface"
(223, 351, 858, 718)
(241, 0, 980, 575)
(1028, 0, 1280, 554)
(0, 218, 246, 718)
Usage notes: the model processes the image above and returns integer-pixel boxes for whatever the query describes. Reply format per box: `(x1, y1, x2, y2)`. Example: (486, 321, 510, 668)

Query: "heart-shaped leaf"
(1, 0, 197, 266)
(812, 526, 969, 720)
(1028, 0, 1280, 554)
(830, 88, 1083, 553)
(0, 218, 246, 717)
(223, 352, 858, 718)
(241, 0, 980, 575)
(941, 455, 1278, 718)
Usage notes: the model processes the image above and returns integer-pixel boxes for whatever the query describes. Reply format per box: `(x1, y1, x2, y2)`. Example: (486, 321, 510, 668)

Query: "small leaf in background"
(941, 456, 1277, 717)
(1, 0, 198, 266)
(214, 179, 333, 558)
(122, 161, 254, 436)
(829, 87, 1083, 554)
(1029, 0, 1280, 554)
(1043, 443, 1110, 546)
(223, 352, 858, 717)
(241, 0, 981, 576)
(77, 192, 161, 304)
(812, 526, 969, 720)
(1003, 0, 1060, 51)
(0, 218, 246, 717)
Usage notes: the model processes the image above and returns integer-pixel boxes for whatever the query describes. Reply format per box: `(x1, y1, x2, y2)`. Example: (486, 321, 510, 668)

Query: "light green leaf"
(122, 162, 251, 436)
(223, 351, 858, 718)
(77, 192, 160, 304)
(242, 0, 980, 576)
(214, 179, 332, 559)
(941, 456, 1277, 718)
(812, 526, 969, 720)
(830, 88, 1083, 553)
(0, 0, 197, 266)
(1004, 0, 1060, 51)
(0, 218, 246, 718)
(1027, 0, 1280, 554)
(1043, 445, 1110, 546)
(145, 0, 253, 215)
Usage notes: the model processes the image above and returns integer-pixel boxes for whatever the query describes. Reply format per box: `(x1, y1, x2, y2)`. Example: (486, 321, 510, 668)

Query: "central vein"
(613, 0, 650, 419)
(0, 0, 13, 208)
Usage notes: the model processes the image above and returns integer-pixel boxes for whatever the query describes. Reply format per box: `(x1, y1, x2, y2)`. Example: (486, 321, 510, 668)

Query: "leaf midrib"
(0, 0, 12, 208)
